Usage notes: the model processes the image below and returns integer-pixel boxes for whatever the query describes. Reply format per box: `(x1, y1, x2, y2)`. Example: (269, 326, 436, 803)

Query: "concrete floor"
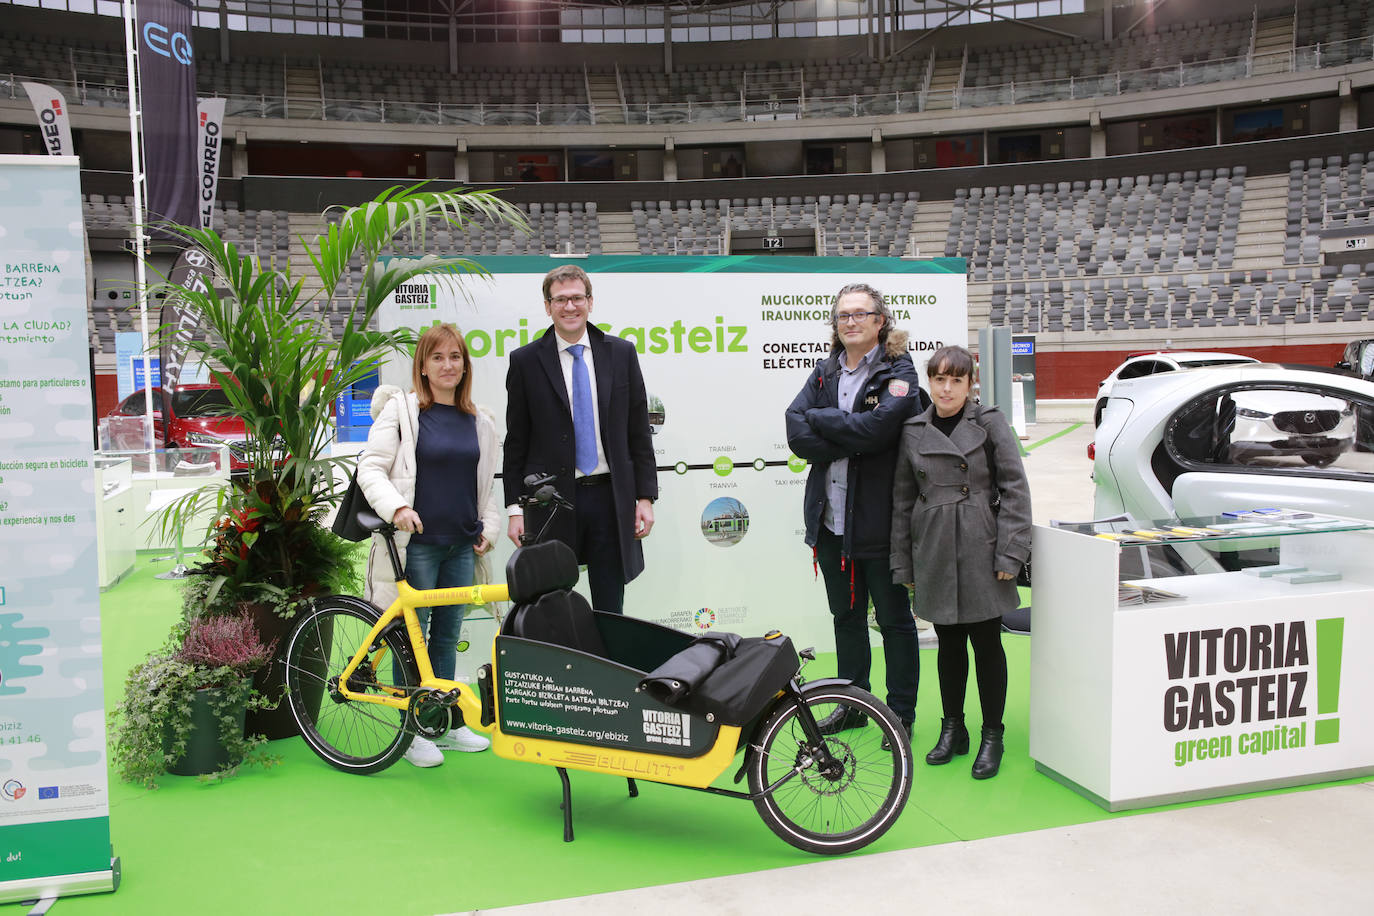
(476, 784, 1374, 915)
(467, 411, 1374, 916)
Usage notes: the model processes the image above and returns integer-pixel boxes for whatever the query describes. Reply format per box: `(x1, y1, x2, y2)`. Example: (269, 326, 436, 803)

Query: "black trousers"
(932, 618, 1007, 727)
(571, 477, 626, 614)
(816, 529, 920, 724)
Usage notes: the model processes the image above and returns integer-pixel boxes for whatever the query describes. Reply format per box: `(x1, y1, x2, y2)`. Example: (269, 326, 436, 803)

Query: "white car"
(1094, 363, 1374, 527)
(1093, 351, 1258, 427)
(1229, 389, 1356, 468)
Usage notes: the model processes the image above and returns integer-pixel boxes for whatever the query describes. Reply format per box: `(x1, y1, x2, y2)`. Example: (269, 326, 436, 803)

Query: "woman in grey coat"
(890, 346, 1031, 779)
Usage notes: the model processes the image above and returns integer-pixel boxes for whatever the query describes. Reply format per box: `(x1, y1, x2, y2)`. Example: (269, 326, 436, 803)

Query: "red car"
(106, 384, 249, 468)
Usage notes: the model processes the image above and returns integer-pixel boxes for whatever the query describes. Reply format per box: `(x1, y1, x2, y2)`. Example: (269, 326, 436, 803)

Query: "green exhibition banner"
(0, 155, 117, 903)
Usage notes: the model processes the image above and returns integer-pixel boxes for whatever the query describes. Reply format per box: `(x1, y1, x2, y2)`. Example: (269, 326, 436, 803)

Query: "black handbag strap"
(980, 407, 1001, 510)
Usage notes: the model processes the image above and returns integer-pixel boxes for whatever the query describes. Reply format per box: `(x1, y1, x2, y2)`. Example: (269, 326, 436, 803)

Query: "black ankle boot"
(924, 716, 969, 765)
(815, 705, 867, 735)
(971, 724, 1005, 779)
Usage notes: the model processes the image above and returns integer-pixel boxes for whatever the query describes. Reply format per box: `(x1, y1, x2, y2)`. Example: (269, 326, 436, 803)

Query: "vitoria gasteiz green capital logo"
(394, 282, 436, 310)
(1164, 616, 1345, 770)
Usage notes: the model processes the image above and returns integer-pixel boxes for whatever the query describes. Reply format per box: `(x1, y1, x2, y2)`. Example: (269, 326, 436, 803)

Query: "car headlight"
(1235, 407, 1270, 419)
(186, 431, 227, 446)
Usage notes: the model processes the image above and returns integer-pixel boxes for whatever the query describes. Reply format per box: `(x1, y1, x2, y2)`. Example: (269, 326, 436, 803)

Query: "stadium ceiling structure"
(11, 0, 1249, 57)
(180, 0, 1095, 47)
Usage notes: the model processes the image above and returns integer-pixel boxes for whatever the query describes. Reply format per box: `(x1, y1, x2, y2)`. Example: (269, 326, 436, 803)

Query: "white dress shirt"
(555, 330, 610, 477)
(508, 330, 609, 518)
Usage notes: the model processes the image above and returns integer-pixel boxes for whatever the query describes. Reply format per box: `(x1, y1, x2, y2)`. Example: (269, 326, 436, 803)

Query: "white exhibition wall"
(377, 255, 968, 674)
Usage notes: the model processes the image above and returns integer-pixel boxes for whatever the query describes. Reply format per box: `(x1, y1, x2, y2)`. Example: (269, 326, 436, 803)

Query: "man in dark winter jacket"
(785, 283, 929, 738)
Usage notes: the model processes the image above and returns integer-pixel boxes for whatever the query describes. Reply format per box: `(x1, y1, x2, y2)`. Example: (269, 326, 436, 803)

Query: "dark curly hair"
(828, 282, 893, 352)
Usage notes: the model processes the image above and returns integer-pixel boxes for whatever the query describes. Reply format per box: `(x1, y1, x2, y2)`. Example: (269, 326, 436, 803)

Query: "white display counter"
(94, 458, 136, 588)
(1030, 515, 1374, 811)
(95, 447, 230, 551)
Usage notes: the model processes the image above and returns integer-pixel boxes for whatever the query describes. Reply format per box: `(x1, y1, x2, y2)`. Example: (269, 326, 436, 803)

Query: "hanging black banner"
(136, 0, 198, 235)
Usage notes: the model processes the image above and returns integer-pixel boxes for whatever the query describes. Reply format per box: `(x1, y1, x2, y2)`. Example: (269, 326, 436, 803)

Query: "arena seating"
(947, 170, 1245, 281)
(632, 199, 726, 254)
(1286, 153, 1374, 264)
(1298, 0, 1374, 57)
(980, 267, 1359, 334)
(629, 192, 918, 256)
(965, 15, 1252, 89)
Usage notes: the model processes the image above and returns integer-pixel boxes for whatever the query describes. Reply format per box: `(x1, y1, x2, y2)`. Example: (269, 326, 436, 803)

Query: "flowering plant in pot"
(110, 613, 279, 788)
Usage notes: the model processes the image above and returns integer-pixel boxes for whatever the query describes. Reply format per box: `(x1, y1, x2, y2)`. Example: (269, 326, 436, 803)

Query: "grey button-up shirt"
(822, 344, 880, 536)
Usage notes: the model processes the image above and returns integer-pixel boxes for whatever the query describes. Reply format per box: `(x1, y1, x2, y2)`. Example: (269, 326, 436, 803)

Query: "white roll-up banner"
(0, 155, 117, 903)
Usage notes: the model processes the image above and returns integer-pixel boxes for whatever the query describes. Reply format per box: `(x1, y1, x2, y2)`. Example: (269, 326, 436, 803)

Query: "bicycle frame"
(326, 505, 830, 794)
(328, 576, 753, 787)
(332, 579, 508, 733)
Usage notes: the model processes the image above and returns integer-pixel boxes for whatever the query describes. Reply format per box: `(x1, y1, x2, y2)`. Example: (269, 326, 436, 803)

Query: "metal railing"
(4, 34, 1374, 126)
(1322, 193, 1374, 228)
(669, 233, 726, 255)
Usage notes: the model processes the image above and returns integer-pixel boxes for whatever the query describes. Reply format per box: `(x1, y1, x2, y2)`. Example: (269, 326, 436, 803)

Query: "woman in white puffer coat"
(356, 323, 500, 767)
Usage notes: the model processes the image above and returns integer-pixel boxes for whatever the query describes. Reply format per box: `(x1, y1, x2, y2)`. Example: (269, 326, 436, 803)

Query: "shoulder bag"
(980, 412, 1032, 588)
(332, 393, 410, 542)
(331, 470, 374, 542)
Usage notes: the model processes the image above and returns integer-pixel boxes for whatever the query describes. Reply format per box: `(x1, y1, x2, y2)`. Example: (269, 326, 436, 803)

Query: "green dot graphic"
(713, 456, 733, 477)
(787, 454, 807, 473)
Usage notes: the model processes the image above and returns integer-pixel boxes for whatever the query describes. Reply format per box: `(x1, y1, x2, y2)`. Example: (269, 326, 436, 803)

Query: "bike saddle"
(355, 509, 392, 533)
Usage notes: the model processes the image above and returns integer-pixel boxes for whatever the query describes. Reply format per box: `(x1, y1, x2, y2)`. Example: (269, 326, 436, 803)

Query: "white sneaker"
(433, 726, 491, 753)
(403, 736, 444, 768)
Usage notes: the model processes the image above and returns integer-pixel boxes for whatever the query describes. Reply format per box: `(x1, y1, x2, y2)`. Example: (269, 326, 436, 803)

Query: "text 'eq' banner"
(380, 255, 967, 652)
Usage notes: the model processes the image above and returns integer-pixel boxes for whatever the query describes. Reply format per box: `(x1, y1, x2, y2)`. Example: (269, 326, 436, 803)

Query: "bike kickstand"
(626, 777, 638, 798)
(557, 767, 574, 842)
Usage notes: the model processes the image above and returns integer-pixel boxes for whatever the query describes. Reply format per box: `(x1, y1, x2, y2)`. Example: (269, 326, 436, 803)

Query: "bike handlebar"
(371, 479, 572, 576)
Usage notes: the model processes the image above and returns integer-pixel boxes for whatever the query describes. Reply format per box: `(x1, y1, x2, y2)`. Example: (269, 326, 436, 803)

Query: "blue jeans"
(397, 540, 475, 683)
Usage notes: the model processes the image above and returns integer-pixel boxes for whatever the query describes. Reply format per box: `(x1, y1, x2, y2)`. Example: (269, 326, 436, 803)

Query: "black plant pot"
(164, 684, 248, 777)
(243, 603, 302, 740)
(244, 601, 331, 741)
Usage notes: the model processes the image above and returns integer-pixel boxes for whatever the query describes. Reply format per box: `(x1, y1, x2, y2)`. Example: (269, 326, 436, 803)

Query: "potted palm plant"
(150, 183, 528, 738)
(110, 612, 277, 788)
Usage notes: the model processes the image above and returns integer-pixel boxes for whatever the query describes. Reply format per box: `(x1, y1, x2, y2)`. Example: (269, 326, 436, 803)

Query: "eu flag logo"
(38, 786, 59, 800)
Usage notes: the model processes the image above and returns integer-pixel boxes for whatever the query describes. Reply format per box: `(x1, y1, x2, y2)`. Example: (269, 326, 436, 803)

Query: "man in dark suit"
(503, 264, 658, 614)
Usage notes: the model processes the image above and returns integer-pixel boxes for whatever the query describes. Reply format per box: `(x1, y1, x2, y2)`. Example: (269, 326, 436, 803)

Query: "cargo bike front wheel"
(746, 684, 913, 855)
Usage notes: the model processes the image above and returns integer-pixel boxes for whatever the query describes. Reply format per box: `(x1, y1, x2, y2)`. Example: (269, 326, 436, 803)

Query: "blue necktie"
(569, 344, 597, 474)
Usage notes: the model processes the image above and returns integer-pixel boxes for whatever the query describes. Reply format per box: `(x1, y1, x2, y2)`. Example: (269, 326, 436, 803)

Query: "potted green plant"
(110, 612, 277, 788)
(150, 184, 527, 737)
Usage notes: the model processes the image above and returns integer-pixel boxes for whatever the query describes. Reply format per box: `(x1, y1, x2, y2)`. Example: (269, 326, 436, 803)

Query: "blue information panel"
(1012, 334, 1037, 425)
(335, 364, 379, 442)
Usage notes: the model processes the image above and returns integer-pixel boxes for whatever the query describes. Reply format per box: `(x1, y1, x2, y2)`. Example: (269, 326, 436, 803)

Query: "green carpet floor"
(39, 553, 1362, 915)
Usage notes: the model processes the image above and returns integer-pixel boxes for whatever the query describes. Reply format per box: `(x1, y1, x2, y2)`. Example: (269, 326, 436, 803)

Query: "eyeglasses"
(835, 310, 879, 325)
(549, 294, 589, 307)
